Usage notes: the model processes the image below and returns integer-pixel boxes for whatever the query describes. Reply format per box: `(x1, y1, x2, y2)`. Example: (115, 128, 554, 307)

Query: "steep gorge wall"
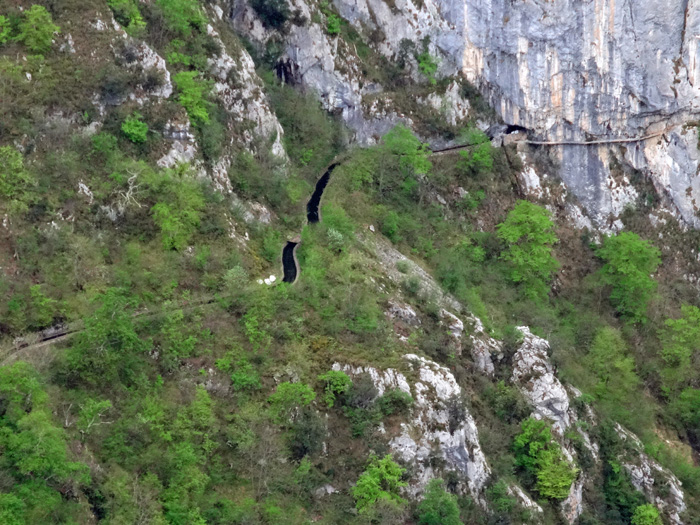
(229, 0, 700, 227)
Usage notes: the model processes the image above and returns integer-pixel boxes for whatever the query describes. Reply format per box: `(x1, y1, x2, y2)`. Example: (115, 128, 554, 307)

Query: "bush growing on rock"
(631, 504, 662, 525)
(416, 479, 461, 525)
(513, 418, 578, 499)
(352, 454, 407, 514)
(268, 382, 316, 422)
(318, 370, 352, 408)
(121, 112, 149, 144)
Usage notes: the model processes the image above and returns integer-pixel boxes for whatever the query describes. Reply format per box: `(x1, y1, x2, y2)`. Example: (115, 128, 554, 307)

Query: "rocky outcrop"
(615, 424, 687, 525)
(333, 355, 491, 500)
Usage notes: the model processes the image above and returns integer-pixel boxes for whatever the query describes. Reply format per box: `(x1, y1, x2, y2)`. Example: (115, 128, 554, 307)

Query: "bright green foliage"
(318, 370, 352, 407)
(417, 50, 439, 85)
(670, 388, 700, 432)
(631, 504, 662, 525)
(0, 363, 89, 517)
(597, 232, 661, 323)
(77, 399, 113, 437)
(156, 0, 206, 37)
(107, 0, 146, 34)
(497, 200, 559, 299)
(326, 14, 341, 35)
(148, 167, 206, 251)
(382, 124, 432, 176)
(64, 288, 148, 387)
(513, 418, 578, 499)
(352, 454, 407, 513)
(416, 479, 461, 525)
(0, 146, 34, 204)
(459, 126, 494, 174)
(173, 71, 210, 125)
(121, 112, 149, 143)
(0, 15, 11, 44)
(28, 284, 59, 329)
(16, 5, 60, 54)
(587, 327, 640, 412)
(659, 304, 700, 392)
(268, 382, 316, 421)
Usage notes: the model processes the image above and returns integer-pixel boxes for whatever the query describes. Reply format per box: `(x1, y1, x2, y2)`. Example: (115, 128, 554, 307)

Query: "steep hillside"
(1, 1, 700, 524)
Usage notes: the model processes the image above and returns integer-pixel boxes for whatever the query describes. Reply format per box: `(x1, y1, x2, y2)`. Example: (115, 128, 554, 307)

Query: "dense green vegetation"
(1, 1, 700, 523)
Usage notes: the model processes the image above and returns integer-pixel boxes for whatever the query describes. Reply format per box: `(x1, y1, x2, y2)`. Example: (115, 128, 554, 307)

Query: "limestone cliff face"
(229, 0, 700, 227)
(460, 0, 700, 226)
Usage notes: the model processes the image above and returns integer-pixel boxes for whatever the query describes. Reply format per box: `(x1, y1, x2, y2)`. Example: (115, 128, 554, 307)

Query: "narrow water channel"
(306, 162, 339, 223)
(281, 162, 339, 284)
(282, 241, 299, 283)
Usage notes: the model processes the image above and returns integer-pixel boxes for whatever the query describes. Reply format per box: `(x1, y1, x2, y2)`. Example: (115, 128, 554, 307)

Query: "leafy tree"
(77, 399, 113, 438)
(597, 232, 660, 323)
(173, 71, 210, 125)
(5, 409, 89, 483)
(586, 327, 640, 412)
(352, 454, 407, 513)
(497, 200, 559, 299)
(377, 389, 414, 416)
(148, 167, 205, 251)
(0, 146, 34, 205)
(382, 124, 432, 177)
(0, 15, 11, 44)
(459, 126, 494, 174)
(156, 0, 206, 36)
(631, 504, 662, 525)
(318, 370, 352, 407)
(268, 382, 316, 422)
(513, 418, 578, 499)
(16, 6, 60, 55)
(63, 288, 148, 387)
(416, 479, 461, 525)
(122, 112, 149, 143)
(107, 0, 146, 34)
(658, 304, 700, 392)
(28, 284, 59, 329)
(669, 388, 700, 437)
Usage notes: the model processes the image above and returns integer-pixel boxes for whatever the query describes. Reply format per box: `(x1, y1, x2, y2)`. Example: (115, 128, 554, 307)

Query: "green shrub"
(156, 0, 206, 37)
(597, 232, 660, 323)
(486, 480, 518, 515)
(318, 370, 352, 407)
(0, 146, 34, 206)
(251, 0, 290, 29)
(16, 5, 59, 55)
(377, 389, 413, 416)
(416, 43, 438, 85)
(107, 0, 146, 34)
(326, 14, 341, 35)
(658, 304, 700, 393)
(352, 454, 407, 513)
(268, 382, 316, 422)
(513, 418, 578, 499)
(586, 327, 640, 417)
(416, 479, 461, 525)
(173, 71, 210, 125)
(459, 126, 494, 174)
(0, 15, 11, 44)
(148, 166, 206, 251)
(497, 200, 559, 300)
(121, 112, 149, 144)
(631, 504, 662, 525)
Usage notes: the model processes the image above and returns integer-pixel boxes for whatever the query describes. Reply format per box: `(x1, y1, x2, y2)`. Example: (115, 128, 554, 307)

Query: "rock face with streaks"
(229, 0, 700, 227)
(333, 355, 491, 500)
